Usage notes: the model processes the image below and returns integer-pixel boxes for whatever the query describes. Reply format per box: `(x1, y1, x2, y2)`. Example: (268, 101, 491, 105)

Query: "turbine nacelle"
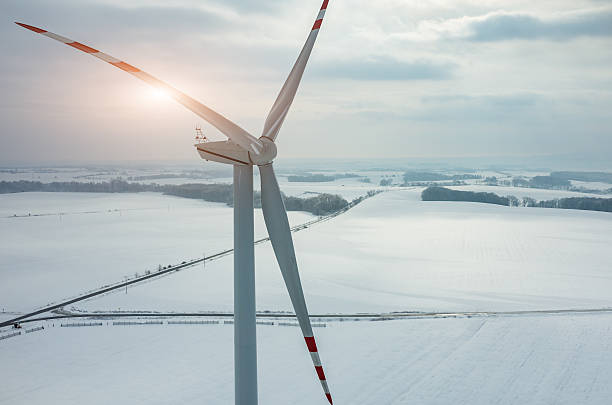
(195, 137, 277, 166)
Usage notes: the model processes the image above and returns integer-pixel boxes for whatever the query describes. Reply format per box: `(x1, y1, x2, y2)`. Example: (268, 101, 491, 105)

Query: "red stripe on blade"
(68, 41, 98, 53)
(315, 366, 326, 380)
(321, 0, 329, 10)
(312, 19, 323, 30)
(15, 22, 46, 33)
(326, 393, 333, 404)
(110, 61, 140, 72)
(304, 336, 318, 352)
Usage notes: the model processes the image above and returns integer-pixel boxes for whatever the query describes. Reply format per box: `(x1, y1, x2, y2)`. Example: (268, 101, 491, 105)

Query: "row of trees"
(287, 173, 362, 183)
(525, 197, 612, 212)
(403, 171, 481, 183)
(422, 186, 510, 206)
(485, 175, 571, 189)
(551, 171, 612, 184)
(164, 183, 348, 215)
(0, 179, 149, 194)
(0, 180, 349, 216)
(421, 186, 612, 213)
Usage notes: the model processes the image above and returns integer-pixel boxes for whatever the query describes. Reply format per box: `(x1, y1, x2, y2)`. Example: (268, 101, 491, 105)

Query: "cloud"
(313, 56, 456, 81)
(421, 93, 541, 107)
(208, 0, 278, 13)
(468, 9, 612, 42)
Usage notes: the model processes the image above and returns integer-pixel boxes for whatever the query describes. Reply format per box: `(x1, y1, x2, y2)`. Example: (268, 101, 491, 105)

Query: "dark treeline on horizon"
(0, 180, 349, 216)
(422, 186, 612, 213)
(403, 171, 481, 183)
(550, 171, 612, 184)
(422, 186, 510, 206)
(287, 173, 361, 182)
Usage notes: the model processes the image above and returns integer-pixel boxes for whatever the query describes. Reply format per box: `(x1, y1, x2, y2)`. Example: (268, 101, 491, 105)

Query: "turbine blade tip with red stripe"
(15, 22, 46, 33)
(326, 393, 333, 404)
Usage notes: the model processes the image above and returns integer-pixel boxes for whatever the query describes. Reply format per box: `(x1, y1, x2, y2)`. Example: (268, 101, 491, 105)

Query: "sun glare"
(148, 87, 170, 101)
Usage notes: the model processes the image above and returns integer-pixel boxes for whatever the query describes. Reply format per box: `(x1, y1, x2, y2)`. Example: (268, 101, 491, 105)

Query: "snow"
(0, 192, 312, 312)
(1, 313, 612, 404)
(3, 170, 612, 405)
(63, 188, 612, 315)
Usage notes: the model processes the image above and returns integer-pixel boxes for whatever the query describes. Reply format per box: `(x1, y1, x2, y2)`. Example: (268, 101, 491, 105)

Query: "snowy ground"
(59, 187, 612, 314)
(0, 192, 312, 313)
(2, 187, 612, 314)
(1, 313, 612, 405)
(2, 169, 612, 405)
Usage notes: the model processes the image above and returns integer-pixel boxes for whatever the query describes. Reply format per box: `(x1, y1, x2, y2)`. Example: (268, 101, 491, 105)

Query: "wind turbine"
(16, 0, 333, 404)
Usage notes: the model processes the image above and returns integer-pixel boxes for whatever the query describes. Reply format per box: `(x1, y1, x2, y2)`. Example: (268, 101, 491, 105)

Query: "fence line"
(25, 326, 45, 334)
(277, 322, 326, 328)
(61, 322, 103, 327)
(168, 320, 219, 325)
(113, 321, 163, 326)
(0, 331, 21, 340)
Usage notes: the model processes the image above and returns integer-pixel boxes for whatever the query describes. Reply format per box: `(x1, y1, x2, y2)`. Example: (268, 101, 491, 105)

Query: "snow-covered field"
(2, 170, 612, 405)
(60, 188, 612, 314)
(2, 187, 612, 314)
(1, 313, 611, 405)
(0, 192, 312, 313)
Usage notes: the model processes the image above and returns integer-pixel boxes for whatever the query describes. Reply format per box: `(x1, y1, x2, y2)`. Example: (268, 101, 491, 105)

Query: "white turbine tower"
(16, 0, 333, 404)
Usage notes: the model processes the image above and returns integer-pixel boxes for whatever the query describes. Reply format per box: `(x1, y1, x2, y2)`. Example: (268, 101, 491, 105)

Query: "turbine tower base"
(233, 164, 257, 405)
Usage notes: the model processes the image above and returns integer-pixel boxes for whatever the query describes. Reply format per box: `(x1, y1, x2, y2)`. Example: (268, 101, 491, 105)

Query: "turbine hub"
(250, 137, 277, 165)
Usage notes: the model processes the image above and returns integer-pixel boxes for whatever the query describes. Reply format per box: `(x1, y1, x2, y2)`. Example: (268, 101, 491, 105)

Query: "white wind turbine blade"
(259, 163, 333, 404)
(261, 0, 329, 142)
(15, 22, 263, 155)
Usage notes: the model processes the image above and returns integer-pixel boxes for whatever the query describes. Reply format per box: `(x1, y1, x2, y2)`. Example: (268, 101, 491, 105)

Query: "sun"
(148, 87, 170, 101)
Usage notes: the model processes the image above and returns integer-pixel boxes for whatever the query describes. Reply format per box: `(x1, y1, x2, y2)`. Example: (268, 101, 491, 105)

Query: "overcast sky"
(1, 0, 611, 166)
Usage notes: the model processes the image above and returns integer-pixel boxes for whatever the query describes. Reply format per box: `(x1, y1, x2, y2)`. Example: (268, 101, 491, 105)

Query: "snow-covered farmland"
(0, 192, 312, 313)
(2, 187, 604, 315)
(2, 179, 612, 405)
(1, 313, 612, 405)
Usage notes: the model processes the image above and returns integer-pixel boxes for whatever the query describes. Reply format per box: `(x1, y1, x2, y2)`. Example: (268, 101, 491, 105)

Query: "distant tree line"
(524, 197, 612, 212)
(491, 174, 611, 194)
(283, 193, 348, 215)
(551, 171, 612, 184)
(403, 171, 481, 183)
(163, 183, 348, 215)
(0, 179, 149, 193)
(486, 175, 571, 189)
(127, 170, 222, 181)
(287, 173, 361, 183)
(162, 183, 233, 204)
(421, 186, 612, 213)
(422, 186, 510, 206)
(0, 180, 348, 216)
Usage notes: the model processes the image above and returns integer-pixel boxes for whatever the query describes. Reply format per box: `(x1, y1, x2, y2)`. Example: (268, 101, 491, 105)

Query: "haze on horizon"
(0, 0, 611, 167)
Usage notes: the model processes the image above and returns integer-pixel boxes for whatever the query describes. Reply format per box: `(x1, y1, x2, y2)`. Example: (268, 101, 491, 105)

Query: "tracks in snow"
(8, 307, 612, 328)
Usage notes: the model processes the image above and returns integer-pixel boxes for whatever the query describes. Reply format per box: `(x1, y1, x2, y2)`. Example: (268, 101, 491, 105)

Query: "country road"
(4, 306, 612, 331)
